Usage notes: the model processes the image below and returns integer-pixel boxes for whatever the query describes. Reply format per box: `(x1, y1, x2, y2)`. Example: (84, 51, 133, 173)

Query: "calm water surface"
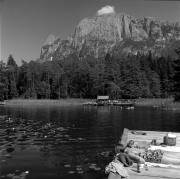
(0, 105, 180, 179)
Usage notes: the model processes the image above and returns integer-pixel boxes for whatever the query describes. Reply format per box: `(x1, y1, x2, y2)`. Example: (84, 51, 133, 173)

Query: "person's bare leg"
(128, 153, 145, 164)
(127, 153, 145, 173)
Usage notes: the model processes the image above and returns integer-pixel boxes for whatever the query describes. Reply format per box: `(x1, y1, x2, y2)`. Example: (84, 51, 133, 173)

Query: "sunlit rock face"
(39, 12, 180, 62)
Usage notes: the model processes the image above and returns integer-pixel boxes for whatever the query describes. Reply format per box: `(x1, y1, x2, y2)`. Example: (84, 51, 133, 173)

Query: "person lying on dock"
(121, 139, 180, 166)
(115, 141, 148, 172)
(114, 143, 133, 167)
(105, 144, 129, 179)
(124, 140, 145, 164)
(105, 142, 147, 179)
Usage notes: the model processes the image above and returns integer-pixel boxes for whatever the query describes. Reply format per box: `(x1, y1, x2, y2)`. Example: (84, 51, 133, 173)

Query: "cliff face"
(39, 13, 180, 62)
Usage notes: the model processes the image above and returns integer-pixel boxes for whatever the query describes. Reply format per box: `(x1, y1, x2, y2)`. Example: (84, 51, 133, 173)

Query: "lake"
(0, 105, 180, 179)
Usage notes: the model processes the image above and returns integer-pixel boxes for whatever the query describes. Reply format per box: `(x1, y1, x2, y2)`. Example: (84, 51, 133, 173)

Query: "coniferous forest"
(0, 50, 180, 101)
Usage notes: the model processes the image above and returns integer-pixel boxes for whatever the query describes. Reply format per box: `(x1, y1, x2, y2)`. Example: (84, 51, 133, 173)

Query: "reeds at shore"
(135, 98, 173, 107)
(135, 98, 180, 110)
(4, 99, 89, 106)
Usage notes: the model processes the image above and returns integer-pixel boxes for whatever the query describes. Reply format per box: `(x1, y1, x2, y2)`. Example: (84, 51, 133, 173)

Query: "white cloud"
(97, 5, 115, 16)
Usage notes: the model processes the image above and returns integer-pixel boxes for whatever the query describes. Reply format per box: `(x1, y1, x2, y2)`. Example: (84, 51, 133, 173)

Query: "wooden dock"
(119, 128, 180, 179)
(124, 128, 180, 147)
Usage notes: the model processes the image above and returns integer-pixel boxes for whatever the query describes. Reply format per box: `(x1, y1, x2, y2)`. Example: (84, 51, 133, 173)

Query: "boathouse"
(97, 96, 109, 102)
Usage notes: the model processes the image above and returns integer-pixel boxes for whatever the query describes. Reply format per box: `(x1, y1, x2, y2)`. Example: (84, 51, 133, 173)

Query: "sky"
(0, 0, 180, 65)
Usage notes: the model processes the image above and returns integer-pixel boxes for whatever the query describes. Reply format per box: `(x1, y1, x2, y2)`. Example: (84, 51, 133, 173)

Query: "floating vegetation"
(0, 115, 106, 178)
(68, 171, 75, 174)
(1, 170, 29, 179)
(89, 163, 97, 169)
(0, 115, 86, 151)
(64, 164, 71, 168)
(6, 145, 15, 153)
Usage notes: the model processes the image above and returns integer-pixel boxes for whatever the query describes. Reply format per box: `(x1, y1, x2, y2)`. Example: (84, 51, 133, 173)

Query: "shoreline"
(134, 98, 173, 107)
(4, 99, 90, 107)
(135, 98, 180, 111)
(3, 98, 180, 110)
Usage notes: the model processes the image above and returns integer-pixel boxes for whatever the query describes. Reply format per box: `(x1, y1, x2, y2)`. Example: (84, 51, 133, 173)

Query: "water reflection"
(0, 105, 180, 178)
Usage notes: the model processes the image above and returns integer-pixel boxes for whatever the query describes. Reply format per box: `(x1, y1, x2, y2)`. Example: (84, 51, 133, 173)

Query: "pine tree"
(7, 55, 18, 67)
(6, 55, 18, 99)
(173, 49, 180, 101)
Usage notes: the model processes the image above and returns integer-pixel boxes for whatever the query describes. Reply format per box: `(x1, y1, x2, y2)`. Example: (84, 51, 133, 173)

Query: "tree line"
(0, 50, 180, 101)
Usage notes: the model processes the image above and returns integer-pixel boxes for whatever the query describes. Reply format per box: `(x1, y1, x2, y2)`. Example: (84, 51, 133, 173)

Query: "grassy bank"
(162, 102, 180, 111)
(135, 98, 174, 107)
(4, 99, 90, 107)
(135, 98, 180, 110)
(4, 98, 180, 110)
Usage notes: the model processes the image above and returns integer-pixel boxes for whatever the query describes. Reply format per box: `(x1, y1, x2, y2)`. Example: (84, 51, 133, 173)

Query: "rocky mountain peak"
(39, 11, 180, 62)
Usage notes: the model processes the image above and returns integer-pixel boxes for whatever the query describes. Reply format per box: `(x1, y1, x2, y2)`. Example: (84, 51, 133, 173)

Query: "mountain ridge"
(39, 12, 180, 62)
